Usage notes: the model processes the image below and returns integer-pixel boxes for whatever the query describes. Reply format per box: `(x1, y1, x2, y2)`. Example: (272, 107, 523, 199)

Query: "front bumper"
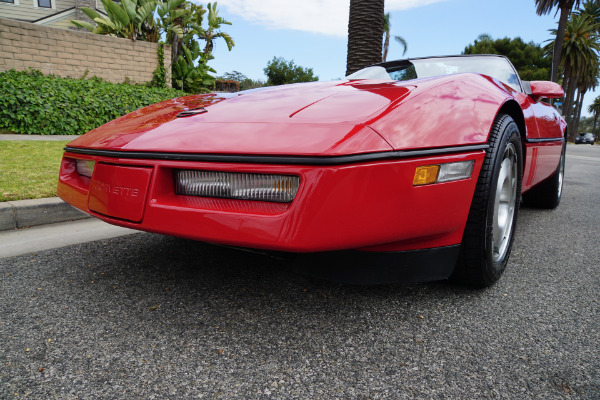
(58, 149, 485, 253)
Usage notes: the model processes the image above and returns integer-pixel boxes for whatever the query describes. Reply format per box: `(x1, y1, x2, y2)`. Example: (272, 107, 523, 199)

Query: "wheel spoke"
(492, 144, 517, 262)
(557, 150, 565, 198)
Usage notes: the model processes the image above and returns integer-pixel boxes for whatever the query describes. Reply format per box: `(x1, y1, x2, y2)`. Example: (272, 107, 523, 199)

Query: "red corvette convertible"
(58, 55, 566, 287)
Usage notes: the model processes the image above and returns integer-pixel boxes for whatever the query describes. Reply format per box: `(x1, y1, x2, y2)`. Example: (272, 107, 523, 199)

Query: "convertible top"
(361, 54, 524, 92)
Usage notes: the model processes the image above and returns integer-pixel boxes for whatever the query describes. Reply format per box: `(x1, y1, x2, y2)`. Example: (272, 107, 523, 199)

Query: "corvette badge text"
(94, 183, 140, 197)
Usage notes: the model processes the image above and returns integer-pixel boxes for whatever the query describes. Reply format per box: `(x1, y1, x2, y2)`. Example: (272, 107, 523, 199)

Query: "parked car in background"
(575, 132, 595, 144)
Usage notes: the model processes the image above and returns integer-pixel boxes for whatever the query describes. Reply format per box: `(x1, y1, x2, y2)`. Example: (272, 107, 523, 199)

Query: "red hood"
(67, 80, 415, 156)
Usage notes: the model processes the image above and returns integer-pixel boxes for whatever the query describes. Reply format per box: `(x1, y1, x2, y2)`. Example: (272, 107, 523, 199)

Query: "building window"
(37, 0, 51, 7)
(0, 0, 16, 3)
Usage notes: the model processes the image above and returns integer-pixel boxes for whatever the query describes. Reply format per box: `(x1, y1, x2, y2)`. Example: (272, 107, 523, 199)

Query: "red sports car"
(58, 55, 566, 287)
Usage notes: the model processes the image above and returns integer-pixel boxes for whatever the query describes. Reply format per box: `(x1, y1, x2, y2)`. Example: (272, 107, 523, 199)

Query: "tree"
(545, 12, 600, 139)
(535, 0, 582, 82)
(71, 0, 158, 41)
(382, 12, 407, 62)
(155, 0, 189, 61)
(166, 2, 212, 92)
(464, 34, 552, 80)
(172, 35, 216, 92)
(588, 96, 600, 136)
(346, 0, 385, 76)
(263, 57, 318, 86)
(569, 1, 600, 134)
(571, 56, 599, 134)
(577, 114, 595, 132)
(73, 0, 234, 93)
(167, 2, 234, 92)
(576, 0, 600, 26)
(198, 3, 234, 56)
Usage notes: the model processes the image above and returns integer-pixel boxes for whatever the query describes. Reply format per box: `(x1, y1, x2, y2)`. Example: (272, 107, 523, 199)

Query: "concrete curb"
(0, 197, 90, 231)
(0, 134, 77, 141)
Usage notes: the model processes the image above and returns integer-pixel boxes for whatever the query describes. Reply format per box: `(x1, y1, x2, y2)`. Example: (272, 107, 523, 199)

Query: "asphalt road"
(1, 144, 599, 399)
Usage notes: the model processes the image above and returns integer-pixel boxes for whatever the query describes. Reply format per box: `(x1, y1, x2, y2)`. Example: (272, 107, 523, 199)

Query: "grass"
(0, 141, 70, 202)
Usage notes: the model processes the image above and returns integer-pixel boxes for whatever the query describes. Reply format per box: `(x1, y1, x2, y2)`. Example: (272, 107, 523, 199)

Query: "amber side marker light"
(413, 165, 439, 186)
(413, 160, 474, 186)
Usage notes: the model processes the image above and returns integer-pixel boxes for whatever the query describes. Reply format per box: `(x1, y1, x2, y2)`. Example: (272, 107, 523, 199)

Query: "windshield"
(348, 56, 522, 92)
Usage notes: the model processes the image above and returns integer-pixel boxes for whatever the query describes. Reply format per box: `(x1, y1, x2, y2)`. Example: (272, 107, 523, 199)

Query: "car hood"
(67, 74, 509, 156)
(67, 80, 415, 156)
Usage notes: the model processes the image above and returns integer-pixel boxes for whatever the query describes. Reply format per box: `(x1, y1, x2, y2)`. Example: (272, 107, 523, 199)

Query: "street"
(1, 144, 599, 399)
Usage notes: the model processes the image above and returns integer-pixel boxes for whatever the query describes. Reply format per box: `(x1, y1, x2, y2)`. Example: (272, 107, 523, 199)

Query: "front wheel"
(452, 114, 523, 288)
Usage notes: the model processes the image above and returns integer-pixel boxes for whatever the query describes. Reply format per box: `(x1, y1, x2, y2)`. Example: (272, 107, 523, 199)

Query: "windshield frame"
(369, 55, 524, 93)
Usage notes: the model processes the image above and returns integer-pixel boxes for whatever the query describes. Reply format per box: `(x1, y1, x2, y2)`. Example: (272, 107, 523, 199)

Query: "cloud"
(216, 0, 448, 37)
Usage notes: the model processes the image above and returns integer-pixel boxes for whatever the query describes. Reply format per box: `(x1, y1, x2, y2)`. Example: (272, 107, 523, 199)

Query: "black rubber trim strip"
(64, 144, 489, 166)
(524, 137, 565, 143)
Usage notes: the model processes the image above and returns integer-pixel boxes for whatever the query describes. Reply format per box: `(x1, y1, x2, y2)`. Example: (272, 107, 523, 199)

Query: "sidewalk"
(0, 217, 135, 258)
(0, 134, 77, 141)
(1, 134, 87, 231)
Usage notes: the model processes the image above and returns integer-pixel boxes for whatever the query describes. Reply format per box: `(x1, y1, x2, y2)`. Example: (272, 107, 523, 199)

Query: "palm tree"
(155, 0, 188, 65)
(569, 1, 600, 134)
(546, 13, 600, 139)
(198, 2, 234, 56)
(572, 58, 599, 134)
(346, 0, 385, 76)
(535, 0, 582, 82)
(382, 12, 407, 62)
(576, 0, 600, 25)
(588, 96, 600, 136)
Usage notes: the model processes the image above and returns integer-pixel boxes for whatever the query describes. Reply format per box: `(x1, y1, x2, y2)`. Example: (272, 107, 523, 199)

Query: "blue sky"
(208, 0, 597, 116)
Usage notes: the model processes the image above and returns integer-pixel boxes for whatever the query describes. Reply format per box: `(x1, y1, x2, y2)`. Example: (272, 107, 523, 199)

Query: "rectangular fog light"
(175, 170, 300, 203)
(437, 160, 474, 183)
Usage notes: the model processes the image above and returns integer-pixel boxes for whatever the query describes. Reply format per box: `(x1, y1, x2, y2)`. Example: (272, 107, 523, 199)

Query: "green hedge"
(0, 69, 187, 135)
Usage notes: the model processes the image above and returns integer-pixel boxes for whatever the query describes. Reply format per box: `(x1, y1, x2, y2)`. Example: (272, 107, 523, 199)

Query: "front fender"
(368, 74, 515, 151)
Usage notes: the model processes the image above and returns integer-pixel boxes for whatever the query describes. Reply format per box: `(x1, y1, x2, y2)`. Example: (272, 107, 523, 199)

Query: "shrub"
(214, 79, 239, 92)
(219, 71, 265, 91)
(0, 69, 186, 135)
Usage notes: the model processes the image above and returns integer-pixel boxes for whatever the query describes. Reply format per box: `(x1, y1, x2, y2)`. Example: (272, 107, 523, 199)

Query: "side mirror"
(528, 81, 564, 102)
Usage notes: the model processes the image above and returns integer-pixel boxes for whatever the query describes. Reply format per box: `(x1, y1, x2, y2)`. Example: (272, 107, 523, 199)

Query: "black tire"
(452, 114, 523, 288)
(522, 141, 565, 209)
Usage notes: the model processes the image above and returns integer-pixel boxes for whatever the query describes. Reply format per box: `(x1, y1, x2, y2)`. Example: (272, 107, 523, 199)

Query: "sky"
(207, 0, 597, 116)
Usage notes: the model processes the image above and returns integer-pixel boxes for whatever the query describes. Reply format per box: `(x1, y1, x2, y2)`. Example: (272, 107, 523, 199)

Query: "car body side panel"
(529, 100, 564, 139)
(513, 92, 542, 139)
(360, 75, 564, 193)
(516, 93, 542, 191)
(367, 74, 515, 150)
(522, 141, 563, 190)
(512, 93, 563, 191)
